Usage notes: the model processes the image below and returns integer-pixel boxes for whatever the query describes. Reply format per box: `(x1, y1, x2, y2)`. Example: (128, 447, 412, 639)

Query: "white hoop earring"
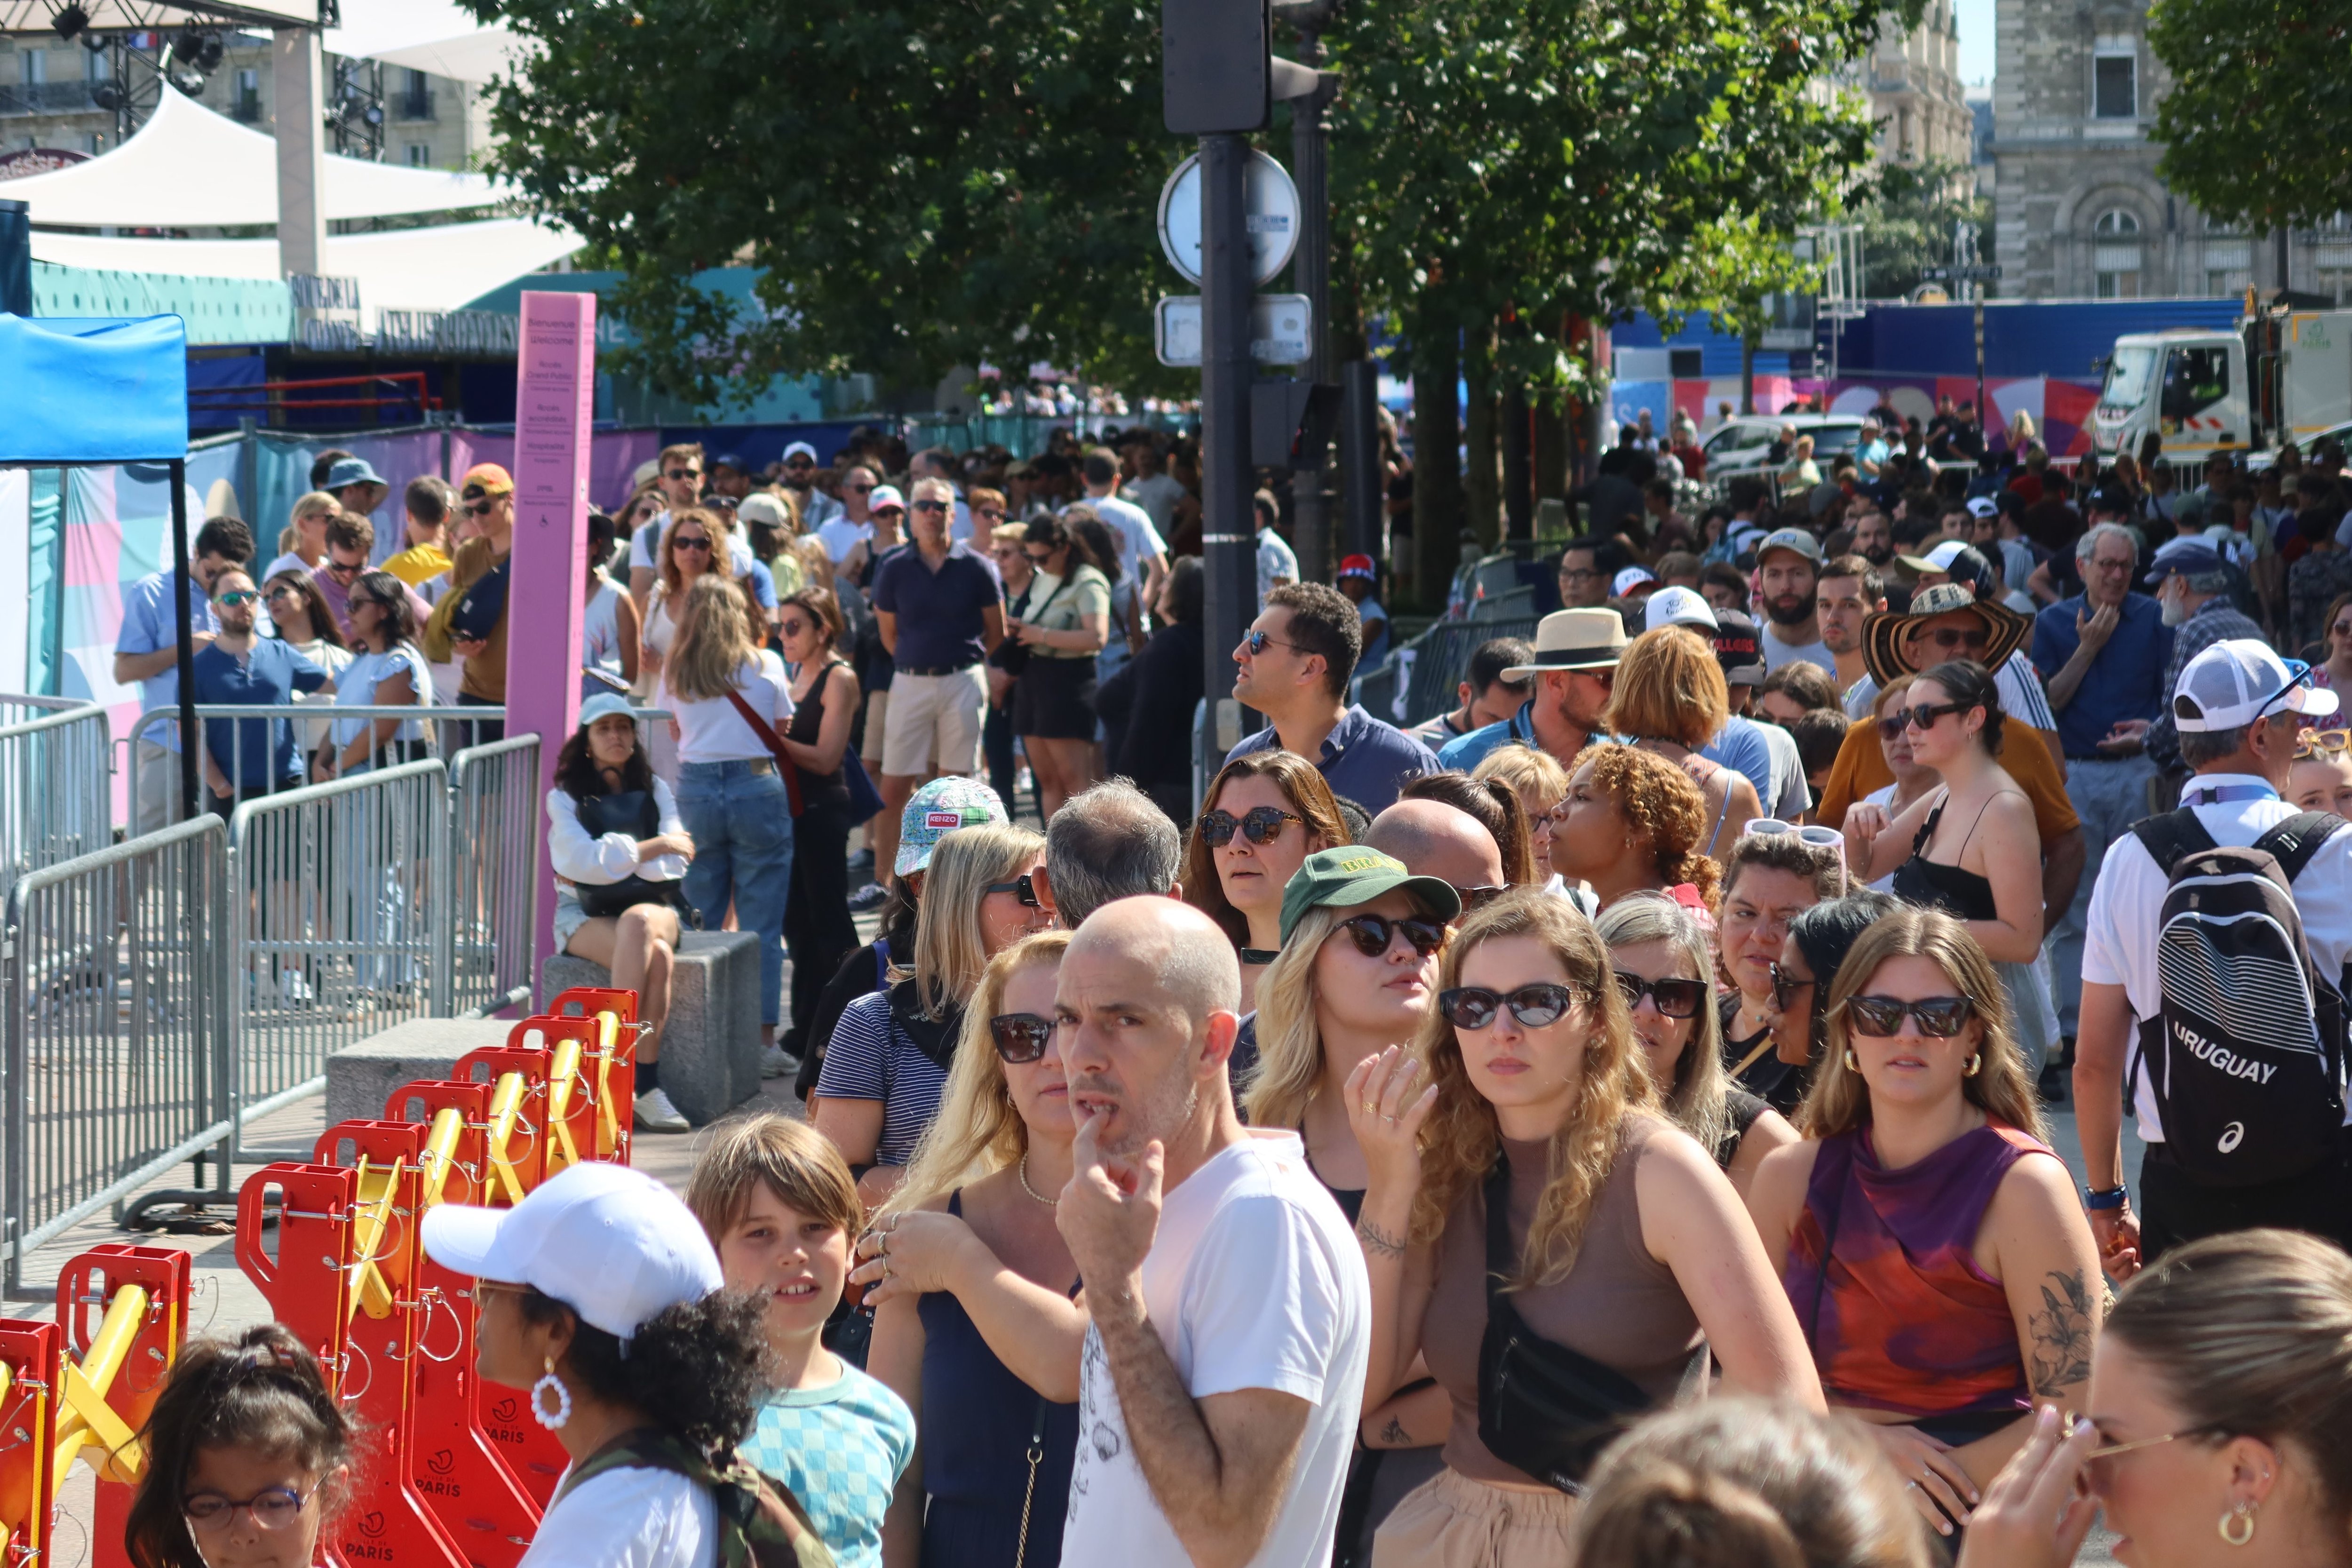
(532, 1356, 572, 1431)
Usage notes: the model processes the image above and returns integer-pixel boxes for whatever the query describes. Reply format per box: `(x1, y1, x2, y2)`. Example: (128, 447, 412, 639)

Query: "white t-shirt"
(663, 651, 795, 765)
(521, 1464, 715, 1568)
(1087, 492, 1167, 589)
(1759, 623, 1838, 677)
(1060, 1131, 1369, 1568)
(1127, 473, 1186, 536)
(817, 516, 871, 565)
(2080, 772, 2352, 1140)
(629, 511, 757, 576)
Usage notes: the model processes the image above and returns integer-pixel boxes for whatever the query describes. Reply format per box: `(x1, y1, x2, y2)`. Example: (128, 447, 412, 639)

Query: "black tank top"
(1891, 799, 2000, 921)
(786, 662, 850, 807)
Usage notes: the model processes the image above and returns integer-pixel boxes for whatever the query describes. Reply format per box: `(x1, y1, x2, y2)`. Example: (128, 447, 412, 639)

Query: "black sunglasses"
(1892, 700, 1969, 733)
(1243, 629, 1307, 657)
(1335, 914, 1446, 960)
(664, 468, 699, 482)
(465, 498, 501, 517)
(985, 874, 1041, 908)
(1843, 994, 1976, 1037)
(1438, 982, 1588, 1030)
(911, 499, 951, 515)
(1915, 627, 1990, 651)
(988, 1012, 1055, 1064)
(1455, 884, 1509, 913)
(324, 558, 363, 579)
(1769, 960, 1813, 1011)
(1198, 806, 1303, 848)
(671, 534, 713, 553)
(1614, 971, 1708, 1019)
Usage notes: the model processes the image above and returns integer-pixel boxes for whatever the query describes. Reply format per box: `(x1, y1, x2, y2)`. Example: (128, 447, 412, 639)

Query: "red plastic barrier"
(548, 987, 641, 1163)
(0, 1320, 60, 1568)
(58, 1245, 190, 1568)
(449, 1048, 554, 1204)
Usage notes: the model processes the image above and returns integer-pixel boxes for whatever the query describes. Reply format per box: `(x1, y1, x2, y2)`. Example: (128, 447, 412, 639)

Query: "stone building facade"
(1859, 0, 1974, 179)
(1991, 0, 2352, 301)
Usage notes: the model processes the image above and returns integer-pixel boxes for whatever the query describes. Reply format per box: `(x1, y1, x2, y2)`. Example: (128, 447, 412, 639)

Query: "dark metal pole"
(1201, 132, 1255, 774)
(169, 457, 199, 822)
(1288, 28, 1333, 583)
(1341, 359, 1380, 561)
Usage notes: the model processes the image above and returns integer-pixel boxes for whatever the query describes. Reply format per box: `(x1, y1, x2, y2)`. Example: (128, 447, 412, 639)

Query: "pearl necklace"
(1018, 1152, 1058, 1207)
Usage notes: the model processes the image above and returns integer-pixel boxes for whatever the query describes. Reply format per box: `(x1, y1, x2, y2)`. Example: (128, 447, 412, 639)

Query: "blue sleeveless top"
(915, 1191, 1081, 1568)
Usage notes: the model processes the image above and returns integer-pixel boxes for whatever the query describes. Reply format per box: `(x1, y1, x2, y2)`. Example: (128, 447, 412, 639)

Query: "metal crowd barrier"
(1354, 614, 1543, 733)
(0, 695, 113, 910)
(444, 734, 543, 1019)
(127, 703, 513, 832)
(1, 816, 233, 1291)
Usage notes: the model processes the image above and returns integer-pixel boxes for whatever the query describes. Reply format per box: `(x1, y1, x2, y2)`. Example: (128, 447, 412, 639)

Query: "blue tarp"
(0, 315, 189, 464)
(1821, 299, 2245, 380)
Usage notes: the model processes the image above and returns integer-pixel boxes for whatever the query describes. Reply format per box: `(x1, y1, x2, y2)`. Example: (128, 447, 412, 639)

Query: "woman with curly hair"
(1748, 906, 2099, 1546)
(1606, 626, 1762, 860)
(1548, 742, 1721, 914)
(1346, 889, 1820, 1562)
(1180, 749, 1352, 1012)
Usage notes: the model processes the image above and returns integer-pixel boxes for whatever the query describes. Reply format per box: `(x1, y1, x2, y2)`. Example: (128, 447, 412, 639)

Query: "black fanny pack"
(1474, 1154, 1674, 1493)
(571, 789, 691, 920)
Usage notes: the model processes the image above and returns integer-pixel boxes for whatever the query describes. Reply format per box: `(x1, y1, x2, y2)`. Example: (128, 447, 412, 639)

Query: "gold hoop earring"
(2219, 1502, 2257, 1547)
(1842, 1048, 1859, 1071)
(1963, 1052, 1982, 1076)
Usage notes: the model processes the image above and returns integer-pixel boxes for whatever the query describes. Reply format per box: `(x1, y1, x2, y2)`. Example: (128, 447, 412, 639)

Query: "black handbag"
(1474, 1154, 1679, 1493)
(570, 790, 691, 920)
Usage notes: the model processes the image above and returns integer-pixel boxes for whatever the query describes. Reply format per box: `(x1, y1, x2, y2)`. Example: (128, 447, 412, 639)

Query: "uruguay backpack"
(2128, 807, 2351, 1187)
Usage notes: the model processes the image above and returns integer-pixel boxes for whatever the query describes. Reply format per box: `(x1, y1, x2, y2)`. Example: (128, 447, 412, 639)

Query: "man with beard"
(2140, 540, 2265, 775)
(1754, 528, 1837, 676)
(1435, 607, 1628, 774)
(1054, 895, 1372, 1568)
(777, 440, 843, 532)
(1814, 553, 1883, 698)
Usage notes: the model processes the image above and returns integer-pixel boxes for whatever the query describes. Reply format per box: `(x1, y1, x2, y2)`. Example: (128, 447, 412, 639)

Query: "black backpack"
(2128, 808, 2351, 1187)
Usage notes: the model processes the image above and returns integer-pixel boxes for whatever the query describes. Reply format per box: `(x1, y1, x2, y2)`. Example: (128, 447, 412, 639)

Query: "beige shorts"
(1371, 1465, 1581, 1568)
(881, 666, 987, 778)
(860, 690, 889, 764)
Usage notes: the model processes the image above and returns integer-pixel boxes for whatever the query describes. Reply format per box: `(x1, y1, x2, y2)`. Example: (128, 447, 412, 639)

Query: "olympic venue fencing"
(0, 701, 551, 1289)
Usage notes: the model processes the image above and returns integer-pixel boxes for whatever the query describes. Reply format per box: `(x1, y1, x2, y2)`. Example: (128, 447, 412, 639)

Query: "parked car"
(1701, 414, 1867, 479)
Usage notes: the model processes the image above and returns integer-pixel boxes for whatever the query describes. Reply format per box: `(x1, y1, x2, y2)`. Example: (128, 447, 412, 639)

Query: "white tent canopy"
(325, 0, 523, 86)
(0, 87, 506, 228)
(28, 218, 581, 323)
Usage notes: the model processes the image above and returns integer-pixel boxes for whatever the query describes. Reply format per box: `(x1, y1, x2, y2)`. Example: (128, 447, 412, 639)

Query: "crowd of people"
(109, 413, 2352, 1568)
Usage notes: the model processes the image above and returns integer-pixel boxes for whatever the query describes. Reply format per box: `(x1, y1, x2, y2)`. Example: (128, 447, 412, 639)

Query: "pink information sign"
(509, 291, 596, 982)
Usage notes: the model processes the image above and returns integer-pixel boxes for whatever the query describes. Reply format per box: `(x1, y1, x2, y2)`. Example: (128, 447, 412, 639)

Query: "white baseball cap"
(1643, 584, 1717, 631)
(2170, 639, 2339, 733)
(781, 441, 820, 463)
(421, 1162, 722, 1341)
(1964, 496, 2000, 520)
(1613, 565, 1658, 597)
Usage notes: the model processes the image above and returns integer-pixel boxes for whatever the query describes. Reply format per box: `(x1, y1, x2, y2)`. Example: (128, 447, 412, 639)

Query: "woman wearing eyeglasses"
(1956, 1228, 2352, 1568)
(263, 567, 351, 762)
(1181, 751, 1352, 1014)
(1606, 627, 1762, 862)
(1748, 907, 2101, 1546)
(1345, 890, 1820, 1561)
(1597, 893, 1796, 1202)
(854, 932, 1086, 1568)
(1548, 744, 1721, 913)
(1010, 513, 1112, 819)
(813, 822, 1052, 1208)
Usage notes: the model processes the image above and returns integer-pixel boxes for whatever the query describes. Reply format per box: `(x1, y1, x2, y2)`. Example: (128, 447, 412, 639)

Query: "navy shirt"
(872, 541, 999, 672)
(190, 637, 330, 788)
(2030, 592, 2174, 759)
(1226, 703, 1438, 812)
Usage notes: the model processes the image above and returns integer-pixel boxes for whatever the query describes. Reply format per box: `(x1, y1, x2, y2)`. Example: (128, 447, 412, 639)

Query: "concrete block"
(325, 1018, 513, 1129)
(540, 929, 763, 1126)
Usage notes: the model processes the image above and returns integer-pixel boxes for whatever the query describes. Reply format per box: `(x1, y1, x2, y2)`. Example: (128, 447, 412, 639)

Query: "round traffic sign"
(1156, 151, 1301, 289)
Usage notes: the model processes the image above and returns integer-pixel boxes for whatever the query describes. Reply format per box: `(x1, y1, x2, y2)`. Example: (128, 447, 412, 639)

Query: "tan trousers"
(1370, 1465, 1581, 1568)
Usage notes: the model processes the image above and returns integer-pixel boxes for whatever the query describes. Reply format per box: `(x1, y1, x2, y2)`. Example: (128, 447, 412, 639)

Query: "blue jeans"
(2050, 753, 2159, 1034)
(676, 759, 795, 1027)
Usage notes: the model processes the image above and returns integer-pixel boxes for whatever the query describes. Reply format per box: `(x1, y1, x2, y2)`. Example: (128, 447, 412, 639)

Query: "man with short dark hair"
(116, 516, 255, 831)
(1252, 488, 1297, 610)
(1815, 553, 1884, 698)
(1754, 528, 1836, 675)
(385, 476, 453, 588)
(1083, 446, 1169, 605)
(313, 511, 428, 639)
(707, 452, 755, 501)
(1556, 535, 1624, 610)
(1227, 582, 1436, 811)
(1406, 637, 1532, 750)
(1036, 777, 1183, 927)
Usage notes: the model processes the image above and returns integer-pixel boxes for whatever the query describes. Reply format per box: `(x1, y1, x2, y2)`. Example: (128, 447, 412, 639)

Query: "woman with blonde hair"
(1180, 749, 1351, 1011)
(1548, 743, 1722, 912)
(851, 931, 1087, 1568)
(1748, 906, 2102, 1544)
(640, 505, 738, 686)
(813, 822, 1052, 1205)
(1471, 745, 1569, 881)
(1347, 890, 1820, 1561)
(1597, 892, 1796, 1199)
(1607, 627, 1762, 859)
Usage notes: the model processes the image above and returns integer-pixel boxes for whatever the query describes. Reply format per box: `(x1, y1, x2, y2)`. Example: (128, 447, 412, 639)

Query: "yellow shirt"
(383, 542, 452, 588)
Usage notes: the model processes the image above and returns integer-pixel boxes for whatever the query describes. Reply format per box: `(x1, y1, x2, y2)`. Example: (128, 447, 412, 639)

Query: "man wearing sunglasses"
(189, 566, 329, 818)
(116, 516, 256, 832)
(310, 511, 429, 643)
(815, 462, 883, 567)
(625, 444, 756, 618)
(1436, 605, 1627, 779)
(1364, 798, 1507, 911)
(1229, 582, 1438, 812)
(776, 440, 842, 532)
(443, 463, 517, 743)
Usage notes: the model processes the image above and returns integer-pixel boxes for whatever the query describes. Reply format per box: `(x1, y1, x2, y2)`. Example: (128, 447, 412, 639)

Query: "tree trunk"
(1533, 396, 1569, 508)
(1411, 312, 1463, 613)
(1463, 326, 1501, 550)
(1740, 326, 1757, 416)
(1501, 378, 1532, 541)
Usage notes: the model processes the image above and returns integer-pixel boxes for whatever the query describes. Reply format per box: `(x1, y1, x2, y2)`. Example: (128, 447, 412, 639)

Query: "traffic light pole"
(1200, 131, 1256, 781)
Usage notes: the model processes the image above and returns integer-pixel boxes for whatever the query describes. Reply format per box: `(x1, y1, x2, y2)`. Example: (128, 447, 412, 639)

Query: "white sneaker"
(760, 1044, 798, 1079)
(633, 1086, 691, 1132)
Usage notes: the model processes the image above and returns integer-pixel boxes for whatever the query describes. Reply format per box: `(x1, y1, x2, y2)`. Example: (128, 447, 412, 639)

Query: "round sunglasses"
(1842, 994, 1975, 1037)
(671, 534, 713, 553)
(1198, 806, 1303, 847)
(988, 1012, 1055, 1064)
(1438, 982, 1590, 1030)
(1614, 972, 1707, 1019)
(1334, 913, 1446, 959)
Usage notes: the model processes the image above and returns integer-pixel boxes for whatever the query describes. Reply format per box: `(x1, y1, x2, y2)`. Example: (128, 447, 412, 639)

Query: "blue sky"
(1956, 0, 1994, 86)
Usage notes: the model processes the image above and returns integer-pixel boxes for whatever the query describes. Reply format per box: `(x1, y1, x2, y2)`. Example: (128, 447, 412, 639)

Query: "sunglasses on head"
(2299, 728, 2352, 759)
(1335, 913, 1446, 959)
(988, 1012, 1055, 1064)
(1198, 806, 1302, 847)
(1843, 994, 1976, 1037)
(1438, 982, 1588, 1030)
(1614, 972, 1707, 1018)
(1243, 629, 1307, 656)
(985, 873, 1042, 907)
(215, 589, 259, 607)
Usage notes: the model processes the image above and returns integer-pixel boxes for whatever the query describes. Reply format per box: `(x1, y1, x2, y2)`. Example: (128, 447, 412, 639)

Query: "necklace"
(1018, 1152, 1058, 1207)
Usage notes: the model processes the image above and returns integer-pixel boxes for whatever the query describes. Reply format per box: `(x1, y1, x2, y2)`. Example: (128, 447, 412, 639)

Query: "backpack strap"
(559, 1428, 834, 1568)
(2130, 807, 2220, 876)
(2253, 811, 2349, 885)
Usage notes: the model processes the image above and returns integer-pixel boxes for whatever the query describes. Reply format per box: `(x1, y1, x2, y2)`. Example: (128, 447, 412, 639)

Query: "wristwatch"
(2084, 1185, 2130, 1211)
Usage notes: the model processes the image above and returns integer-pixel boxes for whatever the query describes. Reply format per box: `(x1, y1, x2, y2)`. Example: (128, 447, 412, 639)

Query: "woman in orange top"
(1747, 906, 2101, 1545)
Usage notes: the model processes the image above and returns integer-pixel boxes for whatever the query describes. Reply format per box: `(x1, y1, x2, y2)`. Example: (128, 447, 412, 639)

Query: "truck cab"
(2092, 329, 2247, 464)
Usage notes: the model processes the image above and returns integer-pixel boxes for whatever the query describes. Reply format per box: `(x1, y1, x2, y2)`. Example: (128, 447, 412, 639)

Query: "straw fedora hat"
(1860, 582, 2032, 686)
(1499, 607, 1630, 681)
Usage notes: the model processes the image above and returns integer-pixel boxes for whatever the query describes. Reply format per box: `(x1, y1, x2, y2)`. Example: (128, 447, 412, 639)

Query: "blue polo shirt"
(2030, 592, 2174, 758)
(1227, 703, 1438, 812)
(190, 638, 330, 787)
(871, 541, 999, 672)
(116, 566, 221, 753)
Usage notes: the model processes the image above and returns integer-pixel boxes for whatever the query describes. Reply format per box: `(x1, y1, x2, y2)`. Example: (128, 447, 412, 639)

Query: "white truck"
(2092, 304, 2352, 467)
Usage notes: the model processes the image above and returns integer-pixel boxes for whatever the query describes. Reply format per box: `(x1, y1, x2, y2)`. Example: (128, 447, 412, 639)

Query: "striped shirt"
(810, 990, 946, 1167)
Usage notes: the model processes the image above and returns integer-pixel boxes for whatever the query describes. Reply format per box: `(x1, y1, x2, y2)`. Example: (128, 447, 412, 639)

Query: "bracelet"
(2084, 1185, 2129, 1211)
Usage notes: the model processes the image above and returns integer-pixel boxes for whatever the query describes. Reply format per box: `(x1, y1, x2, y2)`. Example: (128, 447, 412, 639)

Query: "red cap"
(1338, 554, 1377, 580)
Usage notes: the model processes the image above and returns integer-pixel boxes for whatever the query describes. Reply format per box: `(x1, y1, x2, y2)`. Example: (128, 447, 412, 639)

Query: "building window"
(84, 48, 107, 82)
(21, 49, 46, 85)
(2094, 209, 2142, 297)
(405, 142, 431, 167)
(232, 67, 260, 122)
(2094, 52, 2136, 119)
(2205, 238, 2251, 298)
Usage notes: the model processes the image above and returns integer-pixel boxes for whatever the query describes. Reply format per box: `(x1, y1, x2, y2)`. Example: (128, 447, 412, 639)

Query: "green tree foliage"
(1849, 158, 1991, 297)
(2148, 0, 2352, 233)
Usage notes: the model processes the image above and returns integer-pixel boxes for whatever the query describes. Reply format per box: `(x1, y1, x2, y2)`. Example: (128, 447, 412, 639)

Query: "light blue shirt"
(117, 566, 220, 752)
(330, 641, 434, 764)
(739, 1364, 915, 1568)
(1255, 526, 1299, 610)
(1698, 715, 1783, 817)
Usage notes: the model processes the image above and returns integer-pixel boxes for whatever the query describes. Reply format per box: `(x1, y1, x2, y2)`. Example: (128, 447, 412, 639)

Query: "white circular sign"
(1156, 151, 1301, 289)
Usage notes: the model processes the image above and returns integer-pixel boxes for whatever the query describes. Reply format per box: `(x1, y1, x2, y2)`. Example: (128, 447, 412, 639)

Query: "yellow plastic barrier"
(53, 1283, 149, 1485)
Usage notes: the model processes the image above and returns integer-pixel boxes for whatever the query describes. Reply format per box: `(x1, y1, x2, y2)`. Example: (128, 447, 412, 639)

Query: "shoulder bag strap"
(723, 687, 807, 816)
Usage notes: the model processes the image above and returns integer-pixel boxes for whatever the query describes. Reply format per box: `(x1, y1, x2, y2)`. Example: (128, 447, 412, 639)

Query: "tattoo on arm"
(2027, 1270, 2094, 1397)
(1356, 1218, 1407, 1260)
(1380, 1416, 1409, 1446)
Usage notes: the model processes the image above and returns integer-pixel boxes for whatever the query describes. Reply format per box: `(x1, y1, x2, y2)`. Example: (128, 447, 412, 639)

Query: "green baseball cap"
(1278, 846, 1463, 946)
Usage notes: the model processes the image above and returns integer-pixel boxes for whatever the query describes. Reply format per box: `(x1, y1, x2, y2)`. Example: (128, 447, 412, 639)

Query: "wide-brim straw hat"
(1498, 607, 1629, 680)
(1860, 582, 2032, 686)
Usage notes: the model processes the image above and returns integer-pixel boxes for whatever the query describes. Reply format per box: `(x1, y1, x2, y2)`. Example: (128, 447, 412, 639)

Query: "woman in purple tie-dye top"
(1749, 906, 2104, 1546)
